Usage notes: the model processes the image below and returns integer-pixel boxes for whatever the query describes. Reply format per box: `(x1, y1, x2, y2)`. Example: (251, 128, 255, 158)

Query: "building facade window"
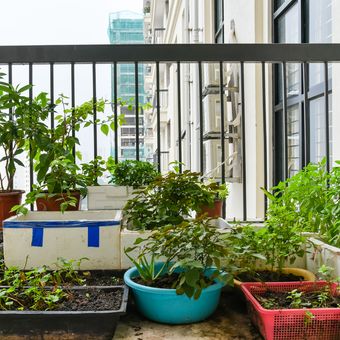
(273, 0, 332, 184)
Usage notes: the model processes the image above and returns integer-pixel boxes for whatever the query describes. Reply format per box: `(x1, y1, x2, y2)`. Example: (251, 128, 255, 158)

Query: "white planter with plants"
(86, 159, 159, 210)
(306, 237, 340, 278)
(3, 210, 122, 270)
(120, 227, 153, 269)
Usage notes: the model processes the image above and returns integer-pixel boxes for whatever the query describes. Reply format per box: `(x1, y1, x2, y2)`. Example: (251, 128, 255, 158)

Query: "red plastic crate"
(241, 281, 340, 340)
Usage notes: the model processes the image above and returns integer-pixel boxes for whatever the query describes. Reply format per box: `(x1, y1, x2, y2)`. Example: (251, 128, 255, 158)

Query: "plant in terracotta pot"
(124, 217, 235, 324)
(123, 169, 215, 231)
(0, 73, 51, 223)
(197, 181, 229, 218)
(14, 95, 113, 213)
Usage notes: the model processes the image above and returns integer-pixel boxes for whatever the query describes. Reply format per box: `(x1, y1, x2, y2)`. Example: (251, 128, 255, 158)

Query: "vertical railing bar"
(29, 63, 34, 210)
(282, 62, 288, 180)
(324, 61, 330, 172)
(135, 62, 139, 161)
(8, 63, 13, 191)
(240, 62, 247, 221)
(302, 62, 309, 167)
(177, 61, 182, 172)
(219, 61, 226, 219)
(261, 62, 268, 217)
(114, 62, 118, 164)
(92, 62, 97, 159)
(49, 63, 54, 130)
(71, 62, 76, 159)
(198, 61, 204, 176)
(156, 62, 161, 172)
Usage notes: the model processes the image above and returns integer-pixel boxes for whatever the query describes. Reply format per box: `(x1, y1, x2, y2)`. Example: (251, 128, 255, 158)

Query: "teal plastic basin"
(124, 264, 225, 324)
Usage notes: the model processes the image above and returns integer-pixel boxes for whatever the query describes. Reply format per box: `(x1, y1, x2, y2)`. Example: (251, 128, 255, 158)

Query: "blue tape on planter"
(88, 226, 100, 247)
(31, 228, 44, 247)
(3, 220, 120, 229)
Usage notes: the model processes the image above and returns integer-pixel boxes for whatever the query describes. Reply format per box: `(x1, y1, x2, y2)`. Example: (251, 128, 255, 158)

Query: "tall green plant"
(263, 159, 340, 247)
(0, 73, 51, 191)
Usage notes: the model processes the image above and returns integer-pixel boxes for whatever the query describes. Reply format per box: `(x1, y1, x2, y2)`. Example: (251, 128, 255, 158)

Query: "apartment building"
(143, 0, 340, 220)
(108, 11, 147, 161)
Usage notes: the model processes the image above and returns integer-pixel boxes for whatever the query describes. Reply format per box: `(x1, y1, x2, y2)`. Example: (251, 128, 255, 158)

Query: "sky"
(0, 0, 143, 45)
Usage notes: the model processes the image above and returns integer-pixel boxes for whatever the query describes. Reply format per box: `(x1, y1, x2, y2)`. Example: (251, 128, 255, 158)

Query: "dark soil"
(254, 287, 340, 309)
(81, 270, 124, 286)
(133, 272, 180, 288)
(133, 272, 215, 289)
(236, 270, 304, 282)
(58, 288, 124, 311)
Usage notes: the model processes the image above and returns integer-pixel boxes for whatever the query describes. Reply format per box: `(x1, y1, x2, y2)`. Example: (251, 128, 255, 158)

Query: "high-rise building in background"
(108, 11, 147, 161)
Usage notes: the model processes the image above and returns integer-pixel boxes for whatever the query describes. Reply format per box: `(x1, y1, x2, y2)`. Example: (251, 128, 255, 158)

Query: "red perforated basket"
(241, 281, 340, 340)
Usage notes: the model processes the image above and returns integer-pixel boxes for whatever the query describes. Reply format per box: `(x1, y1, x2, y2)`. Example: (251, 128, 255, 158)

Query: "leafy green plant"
(0, 73, 51, 191)
(123, 169, 217, 230)
(125, 218, 234, 299)
(262, 158, 340, 247)
(107, 158, 159, 188)
(81, 156, 106, 186)
(286, 289, 303, 308)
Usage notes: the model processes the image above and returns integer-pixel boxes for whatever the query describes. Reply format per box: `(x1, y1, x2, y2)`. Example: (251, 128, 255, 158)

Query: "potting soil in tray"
(81, 270, 124, 286)
(56, 287, 123, 311)
(236, 270, 304, 282)
(254, 287, 340, 309)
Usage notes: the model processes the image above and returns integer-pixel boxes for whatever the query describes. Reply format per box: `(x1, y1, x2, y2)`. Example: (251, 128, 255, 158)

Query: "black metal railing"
(0, 43, 339, 219)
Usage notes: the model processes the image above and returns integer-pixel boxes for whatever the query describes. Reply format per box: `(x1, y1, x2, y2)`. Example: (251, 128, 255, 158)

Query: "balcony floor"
(114, 288, 262, 340)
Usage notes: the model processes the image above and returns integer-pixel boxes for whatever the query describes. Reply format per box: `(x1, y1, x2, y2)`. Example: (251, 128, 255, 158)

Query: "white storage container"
(87, 185, 133, 210)
(306, 237, 340, 278)
(3, 210, 122, 270)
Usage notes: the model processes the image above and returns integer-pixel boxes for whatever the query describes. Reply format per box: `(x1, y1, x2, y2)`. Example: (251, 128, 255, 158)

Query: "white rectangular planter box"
(3, 210, 122, 270)
(306, 237, 340, 278)
(87, 185, 133, 210)
(120, 228, 153, 269)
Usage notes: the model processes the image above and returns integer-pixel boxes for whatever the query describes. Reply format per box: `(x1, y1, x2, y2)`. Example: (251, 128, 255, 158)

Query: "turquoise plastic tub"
(124, 264, 225, 324)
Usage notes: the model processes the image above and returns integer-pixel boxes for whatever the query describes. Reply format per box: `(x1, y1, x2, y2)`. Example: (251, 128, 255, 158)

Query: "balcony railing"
(0, 43, 339, 220)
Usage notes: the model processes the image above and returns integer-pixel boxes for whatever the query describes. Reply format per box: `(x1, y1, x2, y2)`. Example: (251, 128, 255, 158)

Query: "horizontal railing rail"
(0, 44, 340, 63)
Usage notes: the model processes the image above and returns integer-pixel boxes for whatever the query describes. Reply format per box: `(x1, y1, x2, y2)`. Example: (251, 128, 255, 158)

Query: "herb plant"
(263, 158, 340, 247)
(123, 169, 218, 230)
(107, 158, 159, 188)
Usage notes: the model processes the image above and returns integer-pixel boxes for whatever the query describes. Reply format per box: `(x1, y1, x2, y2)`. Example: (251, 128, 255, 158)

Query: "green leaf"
(100, 124, 109, 136)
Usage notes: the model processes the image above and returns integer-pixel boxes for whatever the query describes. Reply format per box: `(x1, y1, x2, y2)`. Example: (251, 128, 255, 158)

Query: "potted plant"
(0, 259, 128, 338)
(124, 217, 235, 324)
(225, 224, 315, 286)
(14, 95, 115, 212)
(197, 181, 229, 218)
(240, 266, 340, 340)
(86, 158, 160, 210)
(0, 74, 51, 223)
(263, 159, 340, 278)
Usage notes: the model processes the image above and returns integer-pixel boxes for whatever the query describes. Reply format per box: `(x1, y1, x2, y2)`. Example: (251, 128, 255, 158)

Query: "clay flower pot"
(36, 191, 81, 211)
(0, 190, 24, 226)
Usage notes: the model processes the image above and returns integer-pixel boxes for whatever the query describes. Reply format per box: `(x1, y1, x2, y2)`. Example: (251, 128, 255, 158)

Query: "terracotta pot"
(36, 191, 81, 211)
(198, 199, 223, 218)
(0, 190, 25, 226)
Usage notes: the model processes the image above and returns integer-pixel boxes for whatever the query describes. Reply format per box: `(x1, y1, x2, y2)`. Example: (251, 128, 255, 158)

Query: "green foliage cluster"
(123, 169, 223, 230)
(0, 258, 87, 311)
(0, 73, 51, 192)
(125, 218, 234, 299)
(107, 159, 160, 188)
(263, 159, 340, 247)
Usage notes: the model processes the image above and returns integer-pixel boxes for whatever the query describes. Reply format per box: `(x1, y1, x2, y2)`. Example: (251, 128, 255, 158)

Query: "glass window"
(308, 0, 332, 88)
(214, 0, 224, 43)
(275, 0, 286, 10)
(287, 105, 300, 177)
